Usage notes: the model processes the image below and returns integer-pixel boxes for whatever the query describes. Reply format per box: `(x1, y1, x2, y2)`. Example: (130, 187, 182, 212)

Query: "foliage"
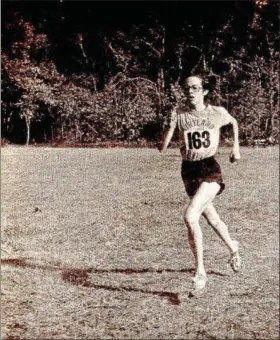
(55, 74, 162, 143)
(1, 16, 60, 144)
(225, 53, 279, 143)
(1, 1, 279, 145)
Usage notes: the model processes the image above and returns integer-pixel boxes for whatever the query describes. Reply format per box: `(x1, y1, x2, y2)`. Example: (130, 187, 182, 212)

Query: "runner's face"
(185, 77, 206, 106)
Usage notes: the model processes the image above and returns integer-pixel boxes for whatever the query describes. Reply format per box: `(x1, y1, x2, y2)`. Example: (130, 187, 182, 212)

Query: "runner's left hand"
(229, 150, 241, 163)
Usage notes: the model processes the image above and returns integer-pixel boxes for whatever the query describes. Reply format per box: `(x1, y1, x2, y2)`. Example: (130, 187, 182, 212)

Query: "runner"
(158, 75, 242, 297)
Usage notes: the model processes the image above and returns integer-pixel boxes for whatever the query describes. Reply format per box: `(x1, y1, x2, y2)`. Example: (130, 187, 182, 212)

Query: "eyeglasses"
(185, 85, 203, 92)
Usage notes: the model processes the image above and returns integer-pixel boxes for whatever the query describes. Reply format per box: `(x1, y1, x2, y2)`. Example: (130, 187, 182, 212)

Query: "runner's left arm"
(228, 115, 241, 162)
(221, 112, 241, 163)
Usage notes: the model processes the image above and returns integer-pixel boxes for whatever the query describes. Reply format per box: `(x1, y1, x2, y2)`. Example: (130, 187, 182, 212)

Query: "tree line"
(1, 0, 279, 145)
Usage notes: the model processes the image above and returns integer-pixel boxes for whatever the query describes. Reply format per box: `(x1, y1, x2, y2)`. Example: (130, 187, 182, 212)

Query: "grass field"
(1, 146, 279, 339)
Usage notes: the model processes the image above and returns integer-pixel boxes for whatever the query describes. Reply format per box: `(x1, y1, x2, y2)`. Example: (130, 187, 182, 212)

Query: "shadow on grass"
(2, 258, 229, 305)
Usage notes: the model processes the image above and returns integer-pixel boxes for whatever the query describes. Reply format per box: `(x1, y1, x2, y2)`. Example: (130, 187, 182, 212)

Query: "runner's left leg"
(202, 202, 238, 253)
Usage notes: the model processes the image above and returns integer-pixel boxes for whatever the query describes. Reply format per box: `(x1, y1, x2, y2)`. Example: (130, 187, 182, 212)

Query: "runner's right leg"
(184, 182, 221, 278)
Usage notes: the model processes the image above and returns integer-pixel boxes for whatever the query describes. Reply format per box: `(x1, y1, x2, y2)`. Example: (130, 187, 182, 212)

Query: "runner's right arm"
(158, 107, 177, 153)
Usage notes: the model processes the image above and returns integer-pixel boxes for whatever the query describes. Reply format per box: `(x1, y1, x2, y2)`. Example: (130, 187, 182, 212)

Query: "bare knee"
(184, 206, 200, 229)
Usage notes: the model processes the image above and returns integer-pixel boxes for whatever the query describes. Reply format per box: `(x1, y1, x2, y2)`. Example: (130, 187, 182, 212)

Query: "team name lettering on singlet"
(178, 115, 215, 131)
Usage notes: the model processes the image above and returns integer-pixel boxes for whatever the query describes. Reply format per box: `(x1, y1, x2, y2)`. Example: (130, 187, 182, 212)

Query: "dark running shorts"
(181, 156, 225, 197)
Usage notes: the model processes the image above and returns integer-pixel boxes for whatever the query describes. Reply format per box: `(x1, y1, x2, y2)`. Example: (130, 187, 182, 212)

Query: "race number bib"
(187, 130, 211, 149)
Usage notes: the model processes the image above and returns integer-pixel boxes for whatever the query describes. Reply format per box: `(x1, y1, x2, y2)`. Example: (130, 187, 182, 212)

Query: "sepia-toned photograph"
(1, 0, 279, 339)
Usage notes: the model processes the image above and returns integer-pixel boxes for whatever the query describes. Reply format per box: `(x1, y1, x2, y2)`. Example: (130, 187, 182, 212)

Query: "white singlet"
(169, 104, 232, 161)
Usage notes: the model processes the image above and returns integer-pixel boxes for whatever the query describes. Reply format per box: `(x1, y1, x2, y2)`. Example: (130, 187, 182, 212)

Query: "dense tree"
(1, 0, 279, 145)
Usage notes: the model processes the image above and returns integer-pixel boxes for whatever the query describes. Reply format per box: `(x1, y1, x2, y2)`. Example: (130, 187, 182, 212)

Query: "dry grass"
(1, 146, 279, 339)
